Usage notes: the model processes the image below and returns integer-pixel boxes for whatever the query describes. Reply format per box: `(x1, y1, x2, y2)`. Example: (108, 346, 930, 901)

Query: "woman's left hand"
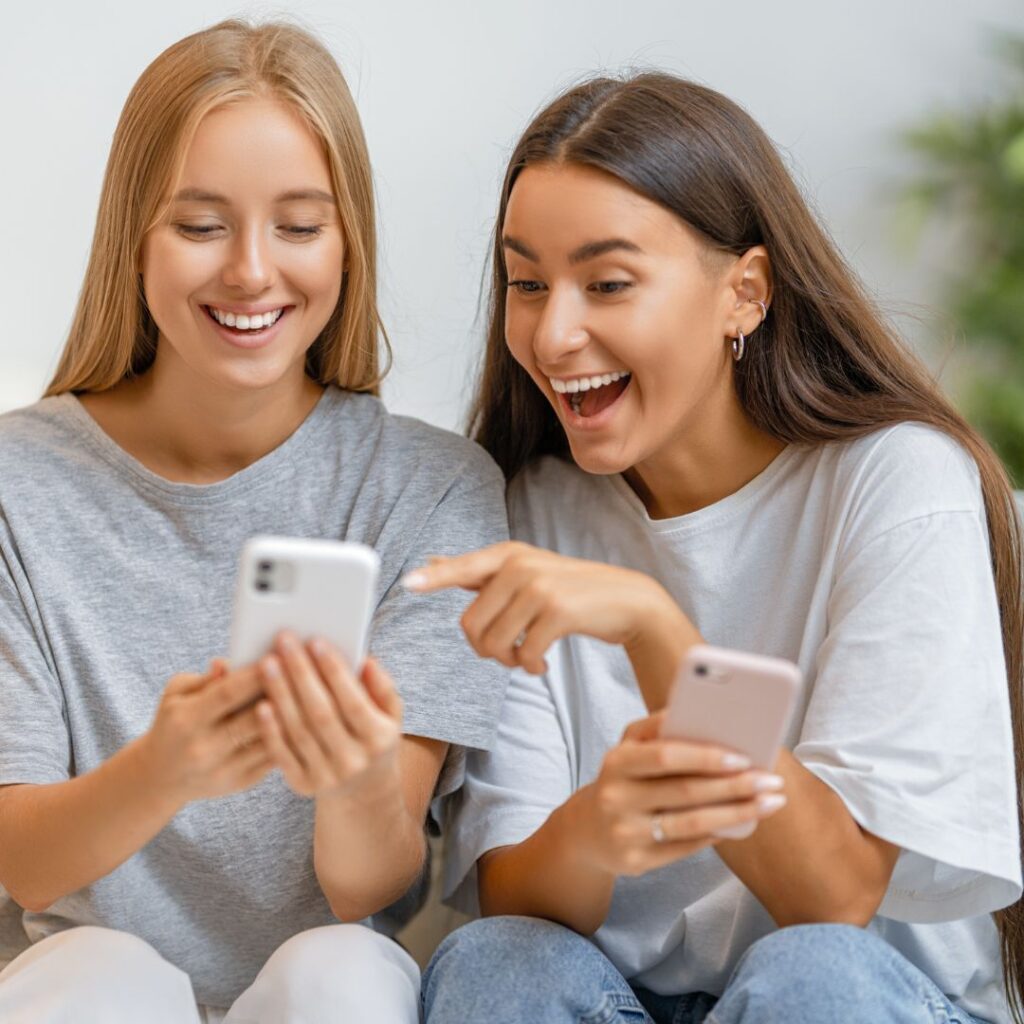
(404, 541, 693, 677)
(255, 632, 403, 798)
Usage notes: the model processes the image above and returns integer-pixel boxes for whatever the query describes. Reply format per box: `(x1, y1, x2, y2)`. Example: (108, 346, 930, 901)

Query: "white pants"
(0, 923, 421, 1023)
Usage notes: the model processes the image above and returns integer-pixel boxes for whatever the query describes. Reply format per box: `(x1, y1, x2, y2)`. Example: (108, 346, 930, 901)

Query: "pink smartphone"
(661, 644, 801, 838)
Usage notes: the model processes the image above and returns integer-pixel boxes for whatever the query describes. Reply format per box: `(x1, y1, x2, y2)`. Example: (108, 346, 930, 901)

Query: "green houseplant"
(901, 34, 1024, 486)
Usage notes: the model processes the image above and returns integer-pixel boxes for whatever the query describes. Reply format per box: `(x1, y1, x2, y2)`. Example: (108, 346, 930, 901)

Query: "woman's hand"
(254, 632, 403, 799)
(569, 712, 787, 877)
(404, 541, 694, 677)
(141, 659, 273, 804)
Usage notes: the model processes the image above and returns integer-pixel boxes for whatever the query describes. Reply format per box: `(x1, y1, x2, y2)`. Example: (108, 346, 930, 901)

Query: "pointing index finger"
(401, 544, 513, 594)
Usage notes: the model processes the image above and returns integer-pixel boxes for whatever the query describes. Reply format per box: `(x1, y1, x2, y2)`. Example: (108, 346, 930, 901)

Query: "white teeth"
(549, 371, 630, 394)
(209, 307, 284, 330)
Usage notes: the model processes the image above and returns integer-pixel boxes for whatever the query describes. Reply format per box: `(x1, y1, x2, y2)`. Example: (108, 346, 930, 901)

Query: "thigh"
(423, 915, 653, 1024)
(0, 926, 200, 1024)
(225, 923, 419, 1024)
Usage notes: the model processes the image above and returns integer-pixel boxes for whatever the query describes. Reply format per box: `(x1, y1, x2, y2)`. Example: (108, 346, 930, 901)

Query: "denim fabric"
(422, 917, 994, 1024)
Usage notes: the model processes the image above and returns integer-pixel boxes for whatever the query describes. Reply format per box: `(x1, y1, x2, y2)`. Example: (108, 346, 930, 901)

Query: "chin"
(208, 361, 297, 395)
(566, 440, 634, 477)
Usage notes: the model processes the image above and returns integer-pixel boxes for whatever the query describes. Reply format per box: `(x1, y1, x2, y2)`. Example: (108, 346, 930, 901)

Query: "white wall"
(2, 0, 1021, 429)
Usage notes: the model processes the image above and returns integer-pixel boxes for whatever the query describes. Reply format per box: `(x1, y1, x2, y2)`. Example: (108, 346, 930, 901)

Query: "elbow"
(18, 895, 55, 916)
(771, 882, 886, 930)
(320, 847, 427, 925)
(327, 897, 377, 925)
(1, 876, 55, 916)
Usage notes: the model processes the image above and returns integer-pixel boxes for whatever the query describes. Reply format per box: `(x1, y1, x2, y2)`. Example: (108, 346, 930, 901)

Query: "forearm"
(0, 736, 183, 912)
(624, 587, 701, 711)
(716, 749, 899, 926)
(479, 786, 616, 936)
(313, 767, 428, 922)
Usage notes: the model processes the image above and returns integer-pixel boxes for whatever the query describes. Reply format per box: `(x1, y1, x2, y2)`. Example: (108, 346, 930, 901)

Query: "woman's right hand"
(139, 659, 274, 804)
(569, 712, 787, 878)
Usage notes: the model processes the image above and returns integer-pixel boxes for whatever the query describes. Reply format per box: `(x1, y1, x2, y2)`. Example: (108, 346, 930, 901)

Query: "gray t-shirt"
(0, 387, 509, 1007)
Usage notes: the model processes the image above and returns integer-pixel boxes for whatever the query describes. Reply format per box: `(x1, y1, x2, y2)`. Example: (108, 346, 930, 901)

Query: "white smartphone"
(661, 644, 801, 838)
(229, 536, 380, 670)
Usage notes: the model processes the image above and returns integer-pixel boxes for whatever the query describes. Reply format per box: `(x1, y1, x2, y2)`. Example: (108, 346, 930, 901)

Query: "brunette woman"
(412, 74, 1023, 1024)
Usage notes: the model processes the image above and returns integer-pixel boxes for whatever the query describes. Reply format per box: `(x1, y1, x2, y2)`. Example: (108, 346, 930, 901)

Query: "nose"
(221, 225, 275, 294)
(532, 287, 589, 367)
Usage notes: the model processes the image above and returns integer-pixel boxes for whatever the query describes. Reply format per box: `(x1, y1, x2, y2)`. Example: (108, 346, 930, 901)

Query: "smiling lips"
(204, 305, 287, 331)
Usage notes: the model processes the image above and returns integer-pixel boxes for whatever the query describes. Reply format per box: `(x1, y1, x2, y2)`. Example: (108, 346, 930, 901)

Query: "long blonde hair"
(46, 18, 389, 396)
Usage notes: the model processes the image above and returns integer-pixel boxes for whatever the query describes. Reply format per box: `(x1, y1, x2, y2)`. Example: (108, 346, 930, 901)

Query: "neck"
(79, 347, 325, 484)
(622, 387, 785, 520)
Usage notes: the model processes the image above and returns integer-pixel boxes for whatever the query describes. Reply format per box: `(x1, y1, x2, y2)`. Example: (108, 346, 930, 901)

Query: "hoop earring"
(753, 299, 768, 323)
(732, 330, 745, 362)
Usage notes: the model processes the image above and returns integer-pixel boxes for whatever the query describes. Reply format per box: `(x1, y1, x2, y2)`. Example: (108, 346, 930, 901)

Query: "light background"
(2, 0, 1022, 429)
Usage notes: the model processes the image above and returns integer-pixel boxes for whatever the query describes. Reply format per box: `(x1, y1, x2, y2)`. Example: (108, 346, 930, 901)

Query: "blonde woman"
(0, 20, 507, 1024)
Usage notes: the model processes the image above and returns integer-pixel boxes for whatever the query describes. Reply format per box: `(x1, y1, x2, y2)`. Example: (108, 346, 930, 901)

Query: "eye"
(174, 223, 222, 239)
(507, 279, 546, 295)
(589, 281, 633, 295)
(281, 225, 324, 239)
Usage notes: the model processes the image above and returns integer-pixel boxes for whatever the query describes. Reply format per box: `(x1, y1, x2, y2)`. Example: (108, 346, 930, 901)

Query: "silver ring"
(753, 299, 768, 323)
(650, 814, 667, 843)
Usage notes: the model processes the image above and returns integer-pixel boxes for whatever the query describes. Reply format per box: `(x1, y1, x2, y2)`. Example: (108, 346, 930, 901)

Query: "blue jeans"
(421, 916, 991, 1024)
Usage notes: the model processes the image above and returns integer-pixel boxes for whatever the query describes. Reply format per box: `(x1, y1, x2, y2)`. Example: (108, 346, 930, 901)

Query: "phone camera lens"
(255, 580, 270, 592)
(695, 664, 708, 677)
(258, 561, 273, 572)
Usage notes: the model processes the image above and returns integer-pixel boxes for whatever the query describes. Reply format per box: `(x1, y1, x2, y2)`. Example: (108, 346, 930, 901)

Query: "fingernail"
(308, 637, 326, 656)
(401, 571, 427, 591)
(261, 657, 280, 678)
(713, 822, 755, 840)
(721, 752, 752, 770)
(757, 793, 787, 814)
(752, 773, 784, 793)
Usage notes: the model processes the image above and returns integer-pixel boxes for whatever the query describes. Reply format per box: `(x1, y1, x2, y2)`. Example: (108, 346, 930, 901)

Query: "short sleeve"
(0, 524, 70, 786)
(441, 664, 574, 915)
(369, 451, 511, 797)
(794, 503, 1022, 922)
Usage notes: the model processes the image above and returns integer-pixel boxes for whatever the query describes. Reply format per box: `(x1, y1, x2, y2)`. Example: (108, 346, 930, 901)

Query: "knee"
(423, 916, 599, 1012)
(716, 925, 909, 1019)
(257, 924, 418, 1007)
(1, 927, 193, 1013)
(429, 915, 591, 980)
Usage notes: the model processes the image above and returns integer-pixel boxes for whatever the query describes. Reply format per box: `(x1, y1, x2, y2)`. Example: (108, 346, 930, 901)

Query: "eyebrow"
(502, 236, 644, 264)
(173, 187, 336, 204)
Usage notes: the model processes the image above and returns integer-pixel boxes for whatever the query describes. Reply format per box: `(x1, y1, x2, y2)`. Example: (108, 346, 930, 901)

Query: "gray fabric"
(0, 387, 509, 1007)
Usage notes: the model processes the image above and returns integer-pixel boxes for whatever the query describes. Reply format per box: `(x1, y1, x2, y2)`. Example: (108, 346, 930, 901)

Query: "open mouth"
(202, 305, 290, 337)
(551, 372, 632, 420)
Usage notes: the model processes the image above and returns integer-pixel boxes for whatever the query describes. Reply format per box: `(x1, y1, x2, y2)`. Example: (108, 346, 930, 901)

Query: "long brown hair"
(470, 73, 1024, 1018)
(46, 18, 389, 397)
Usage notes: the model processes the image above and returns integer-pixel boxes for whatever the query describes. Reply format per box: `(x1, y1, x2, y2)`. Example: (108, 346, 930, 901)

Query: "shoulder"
(0, 397, 83, 474)
(833, 421, 983, 518)
(812, 423, 988, 560)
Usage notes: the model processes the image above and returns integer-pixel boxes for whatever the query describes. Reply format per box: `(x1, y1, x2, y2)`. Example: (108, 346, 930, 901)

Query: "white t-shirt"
(444, 423, 1022, 1024)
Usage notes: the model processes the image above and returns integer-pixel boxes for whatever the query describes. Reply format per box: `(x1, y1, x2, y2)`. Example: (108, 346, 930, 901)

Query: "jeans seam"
(579, 990, 648, 1024)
